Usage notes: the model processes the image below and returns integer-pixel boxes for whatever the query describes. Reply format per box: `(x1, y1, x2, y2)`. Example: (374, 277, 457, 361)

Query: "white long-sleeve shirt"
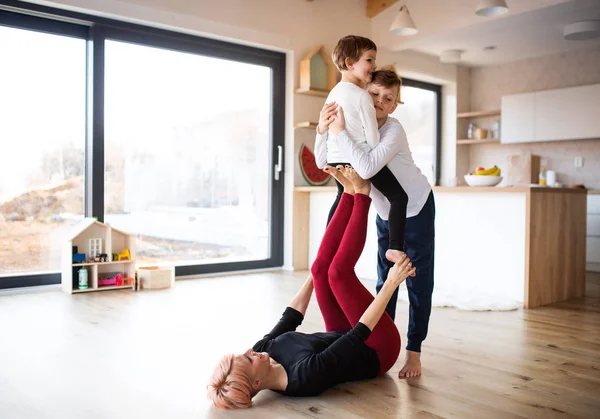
(319, 81, 380, 163)
(315, 116, 431, 220)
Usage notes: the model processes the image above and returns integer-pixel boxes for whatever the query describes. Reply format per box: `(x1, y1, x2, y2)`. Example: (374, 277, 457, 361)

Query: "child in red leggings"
(208, 167, 415, 409)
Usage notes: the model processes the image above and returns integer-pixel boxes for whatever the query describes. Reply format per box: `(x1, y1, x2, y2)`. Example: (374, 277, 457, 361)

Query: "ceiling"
(371, 0, 600, 66)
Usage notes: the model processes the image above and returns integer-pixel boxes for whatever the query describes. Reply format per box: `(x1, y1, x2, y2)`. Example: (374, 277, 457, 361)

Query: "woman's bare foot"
(398, 350, 421, 378)
(338, 166, 370, 195)
(324, 165, 354, 195)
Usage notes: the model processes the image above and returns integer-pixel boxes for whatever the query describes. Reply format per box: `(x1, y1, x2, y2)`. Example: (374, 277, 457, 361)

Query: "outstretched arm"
(288, 274, 314, 316)
(359, 255, 415, 331)
(253, 276, 313, 351)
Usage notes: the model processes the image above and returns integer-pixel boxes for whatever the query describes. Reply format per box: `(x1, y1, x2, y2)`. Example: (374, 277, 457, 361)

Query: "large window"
(0, 2, 285, 288)
(104, 40, 272, 266)
(391, 78, 442, 185)
(0, 24, 86, 278)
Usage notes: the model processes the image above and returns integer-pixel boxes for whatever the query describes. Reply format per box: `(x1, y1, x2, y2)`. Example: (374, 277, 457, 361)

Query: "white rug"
(395, 283, 521, 312)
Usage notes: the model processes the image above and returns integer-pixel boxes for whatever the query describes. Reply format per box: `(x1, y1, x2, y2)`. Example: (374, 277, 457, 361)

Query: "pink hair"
(207, 353, 257, 409)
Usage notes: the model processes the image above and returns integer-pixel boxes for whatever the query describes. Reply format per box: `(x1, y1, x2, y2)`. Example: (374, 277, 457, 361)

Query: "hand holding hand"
(385, 253, 416, 290)
(317, 102, 337, 134)
(329, 105, 346, 135)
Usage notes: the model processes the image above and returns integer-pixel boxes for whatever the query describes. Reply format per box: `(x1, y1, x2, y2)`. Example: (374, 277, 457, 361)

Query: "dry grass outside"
(0, 219, 251, 275)
(0, 174, 257, 276)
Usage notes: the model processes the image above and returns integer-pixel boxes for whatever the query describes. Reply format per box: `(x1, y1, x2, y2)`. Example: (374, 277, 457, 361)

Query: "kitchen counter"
(428, 187, 586, 308)
(296, 185, 590, 194)
(434, 186, 587, 194)
(293, 184, 587, 308)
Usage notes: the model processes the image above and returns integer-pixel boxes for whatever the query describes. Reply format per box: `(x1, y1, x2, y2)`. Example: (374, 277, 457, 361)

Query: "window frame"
(0, 0, 286, 288)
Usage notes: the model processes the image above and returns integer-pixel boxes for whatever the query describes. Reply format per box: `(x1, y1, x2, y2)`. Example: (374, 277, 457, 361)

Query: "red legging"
(310, 192, 401, 375)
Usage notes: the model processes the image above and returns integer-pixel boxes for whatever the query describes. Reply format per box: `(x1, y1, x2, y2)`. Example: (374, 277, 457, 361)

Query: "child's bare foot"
(324, 165, 354, 195)
(398, 350, 422, 378)
(386, 249, 404, 264)
(338, 166, 370, 195)
(386, 250, 416, 276)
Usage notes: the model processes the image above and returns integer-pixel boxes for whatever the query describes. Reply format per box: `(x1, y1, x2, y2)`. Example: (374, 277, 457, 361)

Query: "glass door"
(103, 39, 279, 271)
(391, 78, 442, 185)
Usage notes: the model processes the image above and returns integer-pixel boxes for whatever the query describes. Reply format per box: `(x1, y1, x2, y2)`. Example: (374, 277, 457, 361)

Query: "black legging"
(326, 163, 408, 251)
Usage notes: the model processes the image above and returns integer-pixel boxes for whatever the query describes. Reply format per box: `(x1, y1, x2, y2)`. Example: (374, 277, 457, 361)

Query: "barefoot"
(398, 350, 421, 378)
(386, 249, 416, 276)
(324, 165, 354, 195)
(386, 249, 405, 264)
(338, 166, 370, 195)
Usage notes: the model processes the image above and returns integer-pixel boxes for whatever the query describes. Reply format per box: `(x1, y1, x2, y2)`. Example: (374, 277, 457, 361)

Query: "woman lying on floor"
(207, 166, 416, 409)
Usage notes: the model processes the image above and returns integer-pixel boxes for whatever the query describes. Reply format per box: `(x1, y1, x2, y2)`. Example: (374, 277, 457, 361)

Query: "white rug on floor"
(395, 284, 521, 312)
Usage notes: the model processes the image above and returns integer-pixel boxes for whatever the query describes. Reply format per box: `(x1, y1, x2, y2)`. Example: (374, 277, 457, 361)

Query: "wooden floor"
(0, 271, 599, 419)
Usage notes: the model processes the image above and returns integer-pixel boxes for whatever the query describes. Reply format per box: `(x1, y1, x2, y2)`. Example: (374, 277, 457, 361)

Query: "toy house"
(62, 218, 136, 293)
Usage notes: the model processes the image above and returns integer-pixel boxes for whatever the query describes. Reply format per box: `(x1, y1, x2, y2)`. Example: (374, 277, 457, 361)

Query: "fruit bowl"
(464, 175, 503, 187)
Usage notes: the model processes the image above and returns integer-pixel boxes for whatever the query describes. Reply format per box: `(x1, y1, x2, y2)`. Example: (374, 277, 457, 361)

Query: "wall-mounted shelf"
(295, 88, 329, 97)
(294, 122, 318, 129)
(457, 138, 500, 145)
(295, 186, 337, 193)
(457, 109, 501, 118)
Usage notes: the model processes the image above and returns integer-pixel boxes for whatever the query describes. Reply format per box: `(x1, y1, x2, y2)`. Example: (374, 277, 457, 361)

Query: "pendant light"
(390, 4, 418, 36)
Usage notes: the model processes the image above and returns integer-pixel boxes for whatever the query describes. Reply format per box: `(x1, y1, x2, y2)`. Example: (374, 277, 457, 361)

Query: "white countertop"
(294, 185, 588, 194)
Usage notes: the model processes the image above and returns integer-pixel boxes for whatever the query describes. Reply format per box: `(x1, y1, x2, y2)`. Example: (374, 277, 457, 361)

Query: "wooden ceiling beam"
(366, 0, 399, 18)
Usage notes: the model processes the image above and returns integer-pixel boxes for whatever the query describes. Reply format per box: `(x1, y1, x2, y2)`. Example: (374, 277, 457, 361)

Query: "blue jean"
(376, 191, 435, 353)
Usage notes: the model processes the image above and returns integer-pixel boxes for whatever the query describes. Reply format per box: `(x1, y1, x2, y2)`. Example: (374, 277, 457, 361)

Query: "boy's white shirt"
(314, 116, 432, 220)
(318, 81, 380, 163)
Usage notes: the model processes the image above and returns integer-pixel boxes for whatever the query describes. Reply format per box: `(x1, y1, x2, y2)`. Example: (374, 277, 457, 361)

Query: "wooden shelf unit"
(457, 109, 501, 118)
(457, 138, 500, 145)
(456, 109, 502, 145)
(295, 88, 330, 97)
(294, 121, 318, 129)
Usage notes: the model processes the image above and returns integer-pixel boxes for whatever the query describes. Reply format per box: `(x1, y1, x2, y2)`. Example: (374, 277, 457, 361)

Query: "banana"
(476, 165, 499, 175)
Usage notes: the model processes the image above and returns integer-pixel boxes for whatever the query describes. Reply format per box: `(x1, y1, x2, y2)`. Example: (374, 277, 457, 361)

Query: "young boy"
(317, 70, 434, 378)
(315, 35, 408, 263)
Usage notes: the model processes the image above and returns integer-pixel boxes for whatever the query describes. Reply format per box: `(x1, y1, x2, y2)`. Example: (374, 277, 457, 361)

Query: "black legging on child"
(326, 163, 408, 252)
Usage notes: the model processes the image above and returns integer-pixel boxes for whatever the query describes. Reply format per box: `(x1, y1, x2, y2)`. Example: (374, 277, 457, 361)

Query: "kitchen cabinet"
(501, 93, 535, 143)
(501, 83, 600, 144)
(536, 84, 600, 142)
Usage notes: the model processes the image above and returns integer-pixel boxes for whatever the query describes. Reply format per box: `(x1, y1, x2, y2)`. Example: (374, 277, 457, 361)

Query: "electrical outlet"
(574, 157, 583, 168)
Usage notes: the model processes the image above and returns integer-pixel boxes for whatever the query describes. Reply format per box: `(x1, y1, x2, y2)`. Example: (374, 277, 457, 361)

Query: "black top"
(253, 307, 380, 397)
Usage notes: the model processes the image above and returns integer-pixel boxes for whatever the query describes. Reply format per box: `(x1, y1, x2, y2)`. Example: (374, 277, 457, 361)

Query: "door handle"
(274, 145, 283, 181)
